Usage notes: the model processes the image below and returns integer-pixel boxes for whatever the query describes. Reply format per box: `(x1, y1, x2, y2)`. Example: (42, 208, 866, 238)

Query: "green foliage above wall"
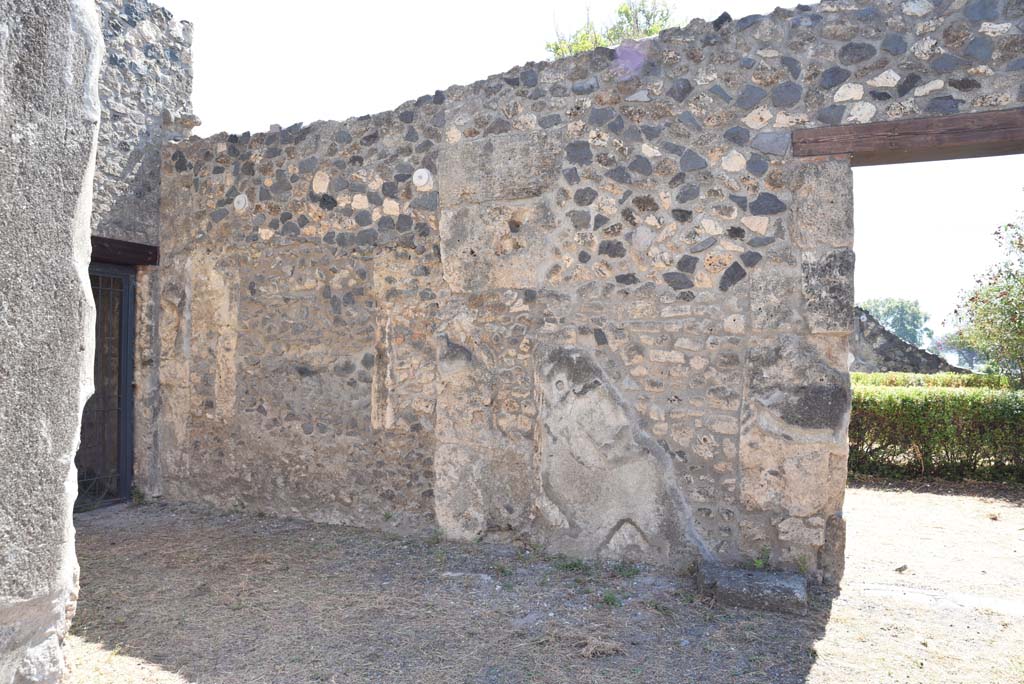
(546, 1, 673, 58)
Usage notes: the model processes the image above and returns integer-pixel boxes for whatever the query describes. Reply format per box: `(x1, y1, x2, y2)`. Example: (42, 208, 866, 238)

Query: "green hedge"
(848, 386, 1024, 482)
(851, 371, 1012, 389)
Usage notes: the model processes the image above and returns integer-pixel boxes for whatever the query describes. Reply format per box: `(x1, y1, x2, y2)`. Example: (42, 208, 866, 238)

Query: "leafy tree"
(546, 1, 673, 58)
(860, 297, 933, 348)
(928, 333, 984, 369)
(949, 221, 1024, 385)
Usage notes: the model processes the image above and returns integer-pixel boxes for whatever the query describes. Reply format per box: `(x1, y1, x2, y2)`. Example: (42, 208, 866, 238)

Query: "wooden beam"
(792, 107, 1024, 166)
(91, 236, 159, 266)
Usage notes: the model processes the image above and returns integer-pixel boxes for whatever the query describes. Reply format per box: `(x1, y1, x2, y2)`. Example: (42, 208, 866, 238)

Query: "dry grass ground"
(67, 481, 1024, 684)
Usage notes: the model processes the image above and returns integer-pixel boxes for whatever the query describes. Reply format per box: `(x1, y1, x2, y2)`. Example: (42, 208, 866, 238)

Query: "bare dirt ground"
(67, 481, 1024, 684)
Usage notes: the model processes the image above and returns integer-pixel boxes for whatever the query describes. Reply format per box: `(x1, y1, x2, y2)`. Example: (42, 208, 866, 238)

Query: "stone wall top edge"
(172, 1, 840, 144)
(101, 0, 193, 40)
(171, 0, 1022, 150)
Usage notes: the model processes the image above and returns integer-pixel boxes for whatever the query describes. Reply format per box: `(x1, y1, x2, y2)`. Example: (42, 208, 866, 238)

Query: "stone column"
(0, 1, 103, 681)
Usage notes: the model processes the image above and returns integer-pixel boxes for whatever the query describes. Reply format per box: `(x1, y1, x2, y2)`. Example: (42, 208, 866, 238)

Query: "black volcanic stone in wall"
(881, 32, 907, 54)
(663, 272, 694, 290)
(740, 251, 763, 267)
(932, 53, 969, 73)
(568, 210, 591, 230)
(816, 105, 845, 125)
(735, 84, 768, 109)
(926, 95, 962, 114)
(690, 237, 717, 253)
(718, 262, 748, 291)
(589, 108, 615, 126)
(964, 0, 999, 21)
(606, 166, 632, 183)
(897, 73, 922, 96)
(574, 188, 598, 206)
(771, 81, 803, 107)
(750, 193, 786, 215)
(540, 114, 562, 129)
(676, 184, 700, 203)
(747, 154, 769, 176)
(676, 255, 699, 273)
(964, 35, 994, 61)
(667, 78, 694, 101)
(819, 66, 851, 89)
(838, 42, 876, 64)
(599, 240, 626, 258)
(679, 149, 707, 172)
(724, 126, 750, 145)
(820, 66, 851, 89)
(709, 84, 733, 102)
(565, 141, 592, 165)
(781, 55, 802, 78)
(628, 157, 653, 175)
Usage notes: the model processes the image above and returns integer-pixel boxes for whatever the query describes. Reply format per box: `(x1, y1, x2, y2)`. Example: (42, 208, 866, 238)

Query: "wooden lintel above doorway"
(91, 236, 160, 266)
(792, 107, 1024, 166)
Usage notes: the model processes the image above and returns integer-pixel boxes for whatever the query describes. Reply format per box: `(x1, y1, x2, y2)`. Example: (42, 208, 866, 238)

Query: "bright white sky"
(159, 0, 1023, 338)
(855, 157, 1023, 335)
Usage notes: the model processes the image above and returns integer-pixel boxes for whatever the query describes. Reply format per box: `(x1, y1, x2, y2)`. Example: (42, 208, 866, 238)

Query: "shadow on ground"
(848, 473, 1024, 506)
(70, 482, 1024, 684)
(69, 502, 831, 684)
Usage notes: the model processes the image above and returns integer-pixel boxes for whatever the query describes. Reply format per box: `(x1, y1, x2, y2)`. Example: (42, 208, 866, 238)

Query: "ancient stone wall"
(850, 306, 966, 372)
(89, 0, 194, 498)
(0, 0, 102, 680)
(157, 118, 442, 530)
(157, 0, 1024, 582)
(93, 0, 194, 246)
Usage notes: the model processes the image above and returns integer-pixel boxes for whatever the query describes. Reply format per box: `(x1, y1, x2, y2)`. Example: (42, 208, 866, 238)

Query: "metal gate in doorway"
(75, 263, 136, 512)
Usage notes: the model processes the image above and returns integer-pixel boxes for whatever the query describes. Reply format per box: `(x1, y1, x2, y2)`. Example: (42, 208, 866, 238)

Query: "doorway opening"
(75, 262, 136, 512)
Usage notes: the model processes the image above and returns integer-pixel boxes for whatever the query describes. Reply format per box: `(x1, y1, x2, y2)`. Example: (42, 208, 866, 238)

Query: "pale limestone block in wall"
(738, 424, 846, 581)
(833, 83, 864, 102)
(438, 129, 565, 206)
(790, 160, 853, 249)
(133, 266, 162, 496)
(433, 443, 489, 541)
(748, 254, 806, 333)
(913, 79, 944, 96)
(745, 334, 851, 440)
(739, 426, 846, 519)
(187, 254, 239, 421)
(741, 419, 843, 520)
(867, 69, 902, 87)
(533, 347, 673, 564)
(432, 316, 536, 539)
(155, 280, 190, 483)
(778, 516, 827, 547)
(847, 101, 877, 124)
(439, 201, 562, 293)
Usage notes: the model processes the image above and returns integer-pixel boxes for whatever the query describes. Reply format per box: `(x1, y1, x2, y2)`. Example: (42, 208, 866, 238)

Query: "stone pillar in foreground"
(0, 1, 102, 681)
